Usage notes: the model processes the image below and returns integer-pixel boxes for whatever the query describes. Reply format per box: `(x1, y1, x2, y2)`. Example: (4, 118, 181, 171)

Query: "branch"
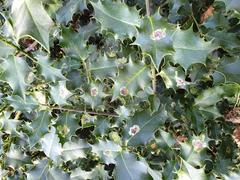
(145, 0, 157, 93)
(40, 103, 119, 117)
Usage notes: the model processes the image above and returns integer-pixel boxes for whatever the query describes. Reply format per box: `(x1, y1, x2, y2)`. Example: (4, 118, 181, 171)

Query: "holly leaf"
(37, 55, 66, 83)
(91, 0, 140, 39)
(55, 112, 80, 140)
(0, 56, 29, 99)
(0, 113, 20, 135)
(0, 41, 15, 58)
(50, 80, 72, 106)
(81, 82, 107, 109)
(203, 11, 229, 29)
(11, 0, 53, 51)
(29, 111, 51, 148)
(114, 151, 151, 180)
(194, 84, 240, 118)
(27, 160, 48, 180)
(178, 159, 206, 180)
(216, 0, 240, 12)
(157, 130, 177, 149)
(125, 108, 168, 146)
(93, 118, 109, 137)
(134, 13, 176, 69)
(89, 54, 118, 80)
(40, 127, 62, 162)
(194, 84, 240, 107)
(5, 145, 31, 169)
(48, 167, 70, 180)
(56, 0, 87, 24)
(224, 172, 240, 180)
(91, 140, 121, 164)
(27, 159, 69, 180)
(168, 0, 190, 23)
(62, 139, 90, 161)
(160, 62, 188, 90)
(173, 27, 217, 70)
(89, 165, 110, 180)
(208, 31, 240, 51)
(213, 58, 240, 83)
(61, 27, 95, 60)
(6, 95, 38, 112)
(70, 168, 92, 180)
(112, 58, 151, 100)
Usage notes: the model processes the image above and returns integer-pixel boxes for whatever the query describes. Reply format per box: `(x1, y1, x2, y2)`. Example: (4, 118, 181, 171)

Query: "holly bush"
(0, 0, 240, 179)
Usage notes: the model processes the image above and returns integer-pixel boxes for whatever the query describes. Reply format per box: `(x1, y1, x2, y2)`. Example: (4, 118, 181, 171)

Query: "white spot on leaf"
(151, 28, 166, 41)
(129, 125, 140, 136)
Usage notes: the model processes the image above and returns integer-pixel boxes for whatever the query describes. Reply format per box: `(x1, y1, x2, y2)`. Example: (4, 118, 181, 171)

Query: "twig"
(14, 111, 21, 120)
(40, 103, 119, 117)
(16, 41, 38, 57)
(191, 11, 204, 37)
(145, 0, 151, 16)
(145, 0, 156, 93)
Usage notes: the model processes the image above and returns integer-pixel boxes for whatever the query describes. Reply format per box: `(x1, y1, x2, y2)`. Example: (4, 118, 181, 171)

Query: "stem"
(191, 11, 204, 37)
(145, 0, 151, 16)
(14, 111, 21, 120)
(17, 41, 38, 57)
(145, 0, 156, 93)
(40, 103, 119, 117)
(82, 60, 91, 83)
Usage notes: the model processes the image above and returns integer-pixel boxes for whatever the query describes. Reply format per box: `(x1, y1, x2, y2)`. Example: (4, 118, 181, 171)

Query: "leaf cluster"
(0, 0, 240, 179)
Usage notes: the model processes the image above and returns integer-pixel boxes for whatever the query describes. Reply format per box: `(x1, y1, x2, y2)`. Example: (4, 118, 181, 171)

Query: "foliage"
(0, 0, 240, 179)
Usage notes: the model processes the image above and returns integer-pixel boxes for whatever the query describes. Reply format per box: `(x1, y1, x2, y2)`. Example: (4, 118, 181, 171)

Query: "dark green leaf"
(173, 27, 217, 70)
(91, 0, 140, 39)
(11, 0, 53, 50)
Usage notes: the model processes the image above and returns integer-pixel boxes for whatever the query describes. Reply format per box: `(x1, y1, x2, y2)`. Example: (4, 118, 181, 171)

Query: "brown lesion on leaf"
(200, 5, 214, 24)
(233, 126, 240, 148)
(224, 107, 240, 124)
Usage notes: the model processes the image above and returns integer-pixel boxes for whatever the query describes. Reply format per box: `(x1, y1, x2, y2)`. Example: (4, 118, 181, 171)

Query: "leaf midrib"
(126, 66, 147, 86)
(120, 152, 134, 180)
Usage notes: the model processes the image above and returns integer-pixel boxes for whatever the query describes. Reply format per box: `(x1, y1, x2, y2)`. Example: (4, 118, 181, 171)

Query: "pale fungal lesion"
(103, 150, 112, 157)
(90, 87, 98, 97)
(192, 139, 207, 151)
(120, 86, 128, 96)
(151, 28, 166, 41)
(59, 85, 70, 99)
(25, 72, 35, 83)
(176, 77, 186, 87)
(175, 77, 190, 88)
(128, 124, 140, 136)
(34, 91, 46, 105)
